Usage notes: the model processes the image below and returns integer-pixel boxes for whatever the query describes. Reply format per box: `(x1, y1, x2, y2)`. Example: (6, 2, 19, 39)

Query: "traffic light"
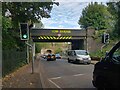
(102, 33, 109, 44)
(105, 34, 109, 43)
(102, 34, 105, 44)
(20, 23, 29, 40)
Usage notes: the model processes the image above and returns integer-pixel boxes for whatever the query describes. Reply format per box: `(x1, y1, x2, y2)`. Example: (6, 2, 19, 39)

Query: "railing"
(2, 49, 27, 77)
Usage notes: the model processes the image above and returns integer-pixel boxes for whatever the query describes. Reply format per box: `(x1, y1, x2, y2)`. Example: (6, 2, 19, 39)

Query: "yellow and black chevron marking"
(38, 36, 72, 40)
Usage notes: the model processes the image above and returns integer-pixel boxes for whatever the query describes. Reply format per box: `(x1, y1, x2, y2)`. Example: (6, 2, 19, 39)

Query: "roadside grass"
(90, 29, 119, 60)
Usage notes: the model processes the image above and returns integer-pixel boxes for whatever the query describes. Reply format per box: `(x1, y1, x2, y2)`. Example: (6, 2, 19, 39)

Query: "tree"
(2, 2, 59, 50)
(2, 17, 18, 50)
(107, 2, 120, 38)
(78, 2, 113, 30)
(2, 2, 59, 28)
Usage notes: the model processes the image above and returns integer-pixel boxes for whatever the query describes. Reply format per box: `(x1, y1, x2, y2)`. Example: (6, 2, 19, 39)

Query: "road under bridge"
(30, 28, 95, 51)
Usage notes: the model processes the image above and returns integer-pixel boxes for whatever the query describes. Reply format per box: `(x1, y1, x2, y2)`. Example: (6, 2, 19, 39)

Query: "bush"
(2, 49, 27, 77)
(55, 48, 62, 54)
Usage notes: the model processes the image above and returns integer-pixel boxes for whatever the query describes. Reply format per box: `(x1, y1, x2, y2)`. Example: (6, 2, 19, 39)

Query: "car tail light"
(52, 56, 55, 58)
(48, 56, 51, 58)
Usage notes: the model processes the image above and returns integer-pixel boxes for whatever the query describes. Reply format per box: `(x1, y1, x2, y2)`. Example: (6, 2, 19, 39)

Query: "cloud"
(41, 2, 87, 29)
(41, 0, 109, 29)
(54, 0, 109, 2)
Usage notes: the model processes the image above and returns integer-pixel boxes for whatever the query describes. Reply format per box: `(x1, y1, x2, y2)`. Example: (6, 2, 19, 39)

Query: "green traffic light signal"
(23, 34, 28, 39)
(20, 23, 29, 40)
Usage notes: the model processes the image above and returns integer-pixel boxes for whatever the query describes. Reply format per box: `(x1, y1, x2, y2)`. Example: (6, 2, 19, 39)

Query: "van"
(67, 50, 91, 64)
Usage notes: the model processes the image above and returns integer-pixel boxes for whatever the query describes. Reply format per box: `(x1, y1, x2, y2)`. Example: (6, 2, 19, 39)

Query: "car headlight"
(89, 57, 91, 60)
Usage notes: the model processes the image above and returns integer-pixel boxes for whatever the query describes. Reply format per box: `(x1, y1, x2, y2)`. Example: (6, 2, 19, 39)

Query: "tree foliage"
(2, 2, 59, 28)
(2, 17, 26, 50)
(2, 2, 58, 50)
(107, 2, 120, 38)
(78, 2, 113, 30)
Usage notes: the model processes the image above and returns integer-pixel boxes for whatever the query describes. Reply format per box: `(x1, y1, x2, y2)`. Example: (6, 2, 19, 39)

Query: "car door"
(107, 47, 120, 87)
(103, 44, 120, 87)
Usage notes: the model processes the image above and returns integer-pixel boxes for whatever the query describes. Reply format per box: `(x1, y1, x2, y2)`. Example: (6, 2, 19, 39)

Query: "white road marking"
(48, 79, 61, 89)
(50, 77, 61, 80)
(73, 74, 84, 76)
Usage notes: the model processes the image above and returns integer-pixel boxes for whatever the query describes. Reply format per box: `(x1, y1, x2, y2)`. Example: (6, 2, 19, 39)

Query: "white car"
(67, 50, 91, 64)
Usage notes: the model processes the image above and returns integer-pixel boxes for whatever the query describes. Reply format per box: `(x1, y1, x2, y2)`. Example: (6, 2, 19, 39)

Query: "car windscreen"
(56, 54, 60, 56)
(75, 50, 88, 55)
(112, 47, 120, 64)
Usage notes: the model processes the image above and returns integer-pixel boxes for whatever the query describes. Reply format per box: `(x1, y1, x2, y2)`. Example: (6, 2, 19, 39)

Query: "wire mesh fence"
(2, 49, 27, 77)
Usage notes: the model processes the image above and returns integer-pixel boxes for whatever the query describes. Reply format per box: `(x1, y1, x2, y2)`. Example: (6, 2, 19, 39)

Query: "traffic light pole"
(20, 23, 34, 73)
(25, 42, 34, 74)
(27, 41, 29, 64)
(101, 44, 106, 52)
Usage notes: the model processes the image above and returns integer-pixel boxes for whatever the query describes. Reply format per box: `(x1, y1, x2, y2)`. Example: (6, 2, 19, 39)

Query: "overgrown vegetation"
(78, 2, 120, 59)
(2, 2, 58, 76)
(78, 2, 113, 30)
(90, 42, 117, 58)
(35, 43, 52, 53)
(107, 2, 120, 38)
(55, 48, 62, 54)
(2, 49, 27, 77)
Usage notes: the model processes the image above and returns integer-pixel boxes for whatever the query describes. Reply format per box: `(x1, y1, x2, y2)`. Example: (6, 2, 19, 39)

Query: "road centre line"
(48, 79, 61, 89)
(73, 74, 84, 76)
(50, 77, 61, 80)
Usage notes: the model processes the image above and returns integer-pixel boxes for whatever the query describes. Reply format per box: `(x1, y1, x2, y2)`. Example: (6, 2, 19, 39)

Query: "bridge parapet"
(30, 28, 86, 37)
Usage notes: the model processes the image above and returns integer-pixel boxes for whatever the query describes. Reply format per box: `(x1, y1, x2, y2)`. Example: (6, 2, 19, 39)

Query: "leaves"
(2, 2, 58, 50)
(2, 2, 58, 28)
(78, 2, 113, 30)
(107, 2, 120, 38)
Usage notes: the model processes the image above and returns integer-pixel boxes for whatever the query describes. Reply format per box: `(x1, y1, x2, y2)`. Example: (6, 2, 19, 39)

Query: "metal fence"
(2, 49, 27, 76)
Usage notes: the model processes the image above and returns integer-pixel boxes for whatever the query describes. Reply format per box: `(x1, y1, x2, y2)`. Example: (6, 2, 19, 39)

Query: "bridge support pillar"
(71, 39, 84, 50)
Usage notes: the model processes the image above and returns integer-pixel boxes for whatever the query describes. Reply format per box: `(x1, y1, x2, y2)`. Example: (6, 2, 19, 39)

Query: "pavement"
(91, 60, 99, 65)
(1, 56, 99, 89)
(2, 59, 42, 89)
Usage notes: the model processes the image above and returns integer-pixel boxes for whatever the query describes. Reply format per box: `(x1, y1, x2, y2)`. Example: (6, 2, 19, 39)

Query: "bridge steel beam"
(30, 28, 95, 52)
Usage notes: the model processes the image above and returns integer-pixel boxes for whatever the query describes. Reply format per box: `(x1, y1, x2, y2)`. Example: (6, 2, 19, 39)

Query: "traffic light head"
(20, 23, 29, 40)
(102, 34, 105, 43)
(102, 33, 109, 44)
(105, 34, 109, 43)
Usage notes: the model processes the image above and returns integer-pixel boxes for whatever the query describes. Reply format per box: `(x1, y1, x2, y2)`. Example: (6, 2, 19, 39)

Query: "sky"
(41, 0, 109, 29)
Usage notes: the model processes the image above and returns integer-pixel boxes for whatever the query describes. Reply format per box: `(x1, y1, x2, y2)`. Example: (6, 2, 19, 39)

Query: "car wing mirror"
(73, 51, 76, 56)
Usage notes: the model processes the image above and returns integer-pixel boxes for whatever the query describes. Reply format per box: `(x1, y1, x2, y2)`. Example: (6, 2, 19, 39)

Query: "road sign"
(58, 33, 61, 37)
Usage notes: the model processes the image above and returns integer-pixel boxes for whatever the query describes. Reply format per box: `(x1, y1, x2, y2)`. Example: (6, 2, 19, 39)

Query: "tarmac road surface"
(40, 58, 97, 90)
